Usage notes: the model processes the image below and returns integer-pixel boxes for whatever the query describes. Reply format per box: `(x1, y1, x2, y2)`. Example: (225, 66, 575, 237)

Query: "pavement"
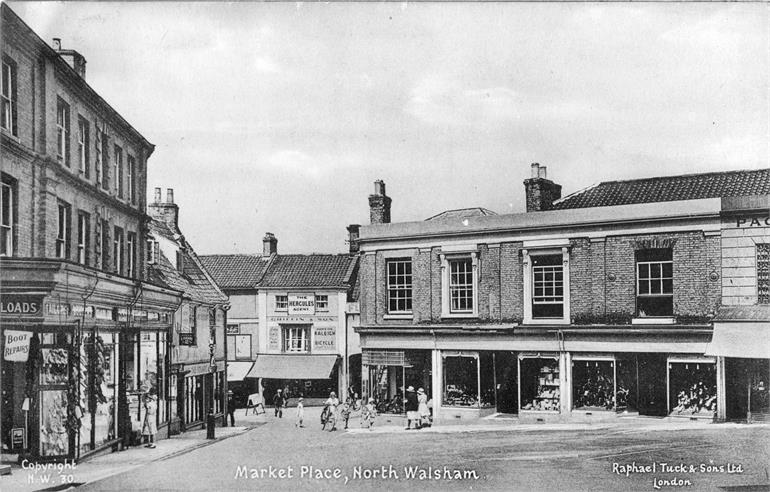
(2, 406, 768, 491)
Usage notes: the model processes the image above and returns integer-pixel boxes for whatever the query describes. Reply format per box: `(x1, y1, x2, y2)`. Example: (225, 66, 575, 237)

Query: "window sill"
(523, 318, 569, 325)
(631, 317, 675, 325)
(441, 313, 478, 320)
(383, 314, 413, 320)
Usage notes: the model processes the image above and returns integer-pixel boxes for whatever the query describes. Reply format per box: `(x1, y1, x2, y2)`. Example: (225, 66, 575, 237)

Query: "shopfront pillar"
(431, 349, 442, 420)
(559, 352, 572, 414)
(716, 356, 726, 422)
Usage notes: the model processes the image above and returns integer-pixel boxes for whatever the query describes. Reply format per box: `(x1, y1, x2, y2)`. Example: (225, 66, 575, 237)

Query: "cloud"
(254, 55, 281, 74)
(404, 75, 599, 127)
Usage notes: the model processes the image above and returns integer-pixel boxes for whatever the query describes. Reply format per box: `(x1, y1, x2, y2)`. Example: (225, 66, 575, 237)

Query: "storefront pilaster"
(716, 356, 726, 421)
(431, 349, 442, 420)
(560, 352, 572, 414)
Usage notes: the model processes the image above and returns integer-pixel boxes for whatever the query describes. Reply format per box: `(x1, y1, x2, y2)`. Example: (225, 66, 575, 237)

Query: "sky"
(9, 2, 769, 254)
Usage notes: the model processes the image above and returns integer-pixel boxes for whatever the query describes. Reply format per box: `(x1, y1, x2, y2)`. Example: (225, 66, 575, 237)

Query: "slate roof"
(199, 254, 271, 290)
(551, 168, 770, 210)
(147, 221, 228, 305)
(426, 207, 498, 221)
(259, 254, 358, 290)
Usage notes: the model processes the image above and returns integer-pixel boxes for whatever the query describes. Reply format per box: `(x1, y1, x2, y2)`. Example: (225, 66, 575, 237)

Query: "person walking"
(417, 388, 430, 428)
(362, 397, 377, 430)
(295, 397, 305, 428)
(226, 390, 236, 427)
(142, 388, 158, 448)
(404, 386, 419, 430)
(273, 388, 285, 418)
(323, 391, 339, 431)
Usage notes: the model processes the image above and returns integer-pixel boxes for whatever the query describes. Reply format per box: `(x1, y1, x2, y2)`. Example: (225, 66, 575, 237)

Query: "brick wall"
(360, 230, 721, 326)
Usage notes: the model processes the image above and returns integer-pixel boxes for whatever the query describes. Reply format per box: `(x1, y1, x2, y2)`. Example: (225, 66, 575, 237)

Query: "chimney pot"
(530, 163, 540, 178)
(374, 179, 386, 196)
(538, 166, 547, 179)
(52, 38, 61, 51)
(166, 188, 174, 204)
(154, 187, 161, 204)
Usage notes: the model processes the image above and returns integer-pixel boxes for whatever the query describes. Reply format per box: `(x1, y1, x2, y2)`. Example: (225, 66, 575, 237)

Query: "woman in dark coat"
(404, 386, 419, 430)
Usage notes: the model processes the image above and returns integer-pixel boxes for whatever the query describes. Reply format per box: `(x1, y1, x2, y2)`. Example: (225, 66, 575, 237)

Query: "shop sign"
(268, 326, 281, 350)
(4, 330, 32, 362)
(226, 324, 240, 335)
(117, 308, 130, 322)
(736, 216, 770, 227)
(312, 326, 336, 352)
(147, 311, 160, 321)
(95, 307, 114, 320)
(0, 295, 43, 316)
(11, 428, 25, 450)
(288, 294, 315, 315)
(72, 305, 95, 318)
(179, 333, 195, 346)
(45, 303, 71, 316)
(133, 310, 148, 321)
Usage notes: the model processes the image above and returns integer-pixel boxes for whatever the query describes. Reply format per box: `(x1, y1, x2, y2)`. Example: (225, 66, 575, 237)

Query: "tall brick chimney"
(52, 38, 86, 79)
(524, 163, 561, 212)
(263, 232, 277, 257)
(147, 187, 179, 232)
(368, 180, 392, 224)
(346, 224, 361, 254)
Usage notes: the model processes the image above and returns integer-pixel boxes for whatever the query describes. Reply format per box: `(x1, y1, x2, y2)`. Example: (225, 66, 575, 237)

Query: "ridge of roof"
(425, 207, 498, 221)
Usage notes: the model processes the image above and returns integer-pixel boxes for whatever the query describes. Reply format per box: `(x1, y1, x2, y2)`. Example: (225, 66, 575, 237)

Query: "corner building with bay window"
(356, 167, 769, 423)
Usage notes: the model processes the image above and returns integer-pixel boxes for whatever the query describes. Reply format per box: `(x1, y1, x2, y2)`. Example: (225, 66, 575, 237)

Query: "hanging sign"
(11, 428, 25, 450)
(288, 294, 315, 315)
(4, 330, 32, 362)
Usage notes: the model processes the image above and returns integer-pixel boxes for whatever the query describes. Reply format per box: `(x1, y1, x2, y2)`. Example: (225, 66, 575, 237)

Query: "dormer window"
(176, 249, 184, 272)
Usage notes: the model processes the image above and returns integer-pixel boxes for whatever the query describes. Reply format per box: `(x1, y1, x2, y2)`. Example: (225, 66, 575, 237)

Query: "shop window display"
(520, 356, 560, 411)
(442, 354, 478, 407)
(40, 390, 69, 457)
(668, 361, 717, 417)
(572, 359, 615, 410)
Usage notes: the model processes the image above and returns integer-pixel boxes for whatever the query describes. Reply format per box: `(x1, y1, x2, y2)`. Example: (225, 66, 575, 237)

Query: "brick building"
(146, 188, 228, 434)
(356, 166, 769, 423)
(201, 233, 361, 407)
(1, 4, 179, 461)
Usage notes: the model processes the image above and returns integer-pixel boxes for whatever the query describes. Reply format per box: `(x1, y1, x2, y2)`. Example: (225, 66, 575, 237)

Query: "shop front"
(0, 262, 178, 462)
(247, 354, 339, 406)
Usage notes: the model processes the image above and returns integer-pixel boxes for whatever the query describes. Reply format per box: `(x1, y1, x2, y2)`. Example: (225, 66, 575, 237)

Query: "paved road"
(81, 409, 770, 492)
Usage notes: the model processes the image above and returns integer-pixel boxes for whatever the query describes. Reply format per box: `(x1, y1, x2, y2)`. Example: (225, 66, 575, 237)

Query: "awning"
(246, 354, 338, 380)
(227, 361, 254, 382)
(705, 322, 770, 359)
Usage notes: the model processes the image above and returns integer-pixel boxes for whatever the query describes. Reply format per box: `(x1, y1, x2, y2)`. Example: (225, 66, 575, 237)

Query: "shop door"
(494, 352, 518, 414)
(637, 354, 667, 416)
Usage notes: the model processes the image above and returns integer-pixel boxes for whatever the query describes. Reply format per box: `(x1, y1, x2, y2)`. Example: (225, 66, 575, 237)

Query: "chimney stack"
(147, 186, 179, 231)
(368, 179, 392, 224)
(51, 38, 86, 79)
(524, 163, 562, 212)
(263, 232, 278, 257)
(346, 224, 361, 254)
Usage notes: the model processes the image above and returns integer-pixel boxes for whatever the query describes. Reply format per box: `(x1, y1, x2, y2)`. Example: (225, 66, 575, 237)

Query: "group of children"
(293, 393, 379, 430)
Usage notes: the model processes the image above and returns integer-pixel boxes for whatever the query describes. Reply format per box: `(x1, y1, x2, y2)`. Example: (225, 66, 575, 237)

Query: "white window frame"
(275, 295, 288, 311)
(386, 258, 413, 315)
(114, 145, 123, 198)
(113, 226, 124, 275)
(77, 117, 88, 174)
(523, 247, 570, 325)
(635, 250, 674, 319)
(1, 180, 13, 256)
(146, 239, 158, 264)
(1, 60, 16, 136)
(440, 252, 479, 318)
(283, 325, 309, 353)
(56, 98, 70, 166)
(127, 231, 136, 278)
(77, 212, 89, 265)
(127, 154, 135, 204)
(315, 294, 329, 311)
(56, 201, 70, 259)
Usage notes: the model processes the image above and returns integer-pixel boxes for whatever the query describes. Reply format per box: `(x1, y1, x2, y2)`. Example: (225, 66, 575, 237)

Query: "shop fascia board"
(358, 198, 722, 250)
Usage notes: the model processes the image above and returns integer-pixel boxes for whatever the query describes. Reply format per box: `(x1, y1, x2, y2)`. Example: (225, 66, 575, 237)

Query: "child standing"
(295, 397, 304, 428)
(142, 388, 158, 448)
(362, 397, 377, 430)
